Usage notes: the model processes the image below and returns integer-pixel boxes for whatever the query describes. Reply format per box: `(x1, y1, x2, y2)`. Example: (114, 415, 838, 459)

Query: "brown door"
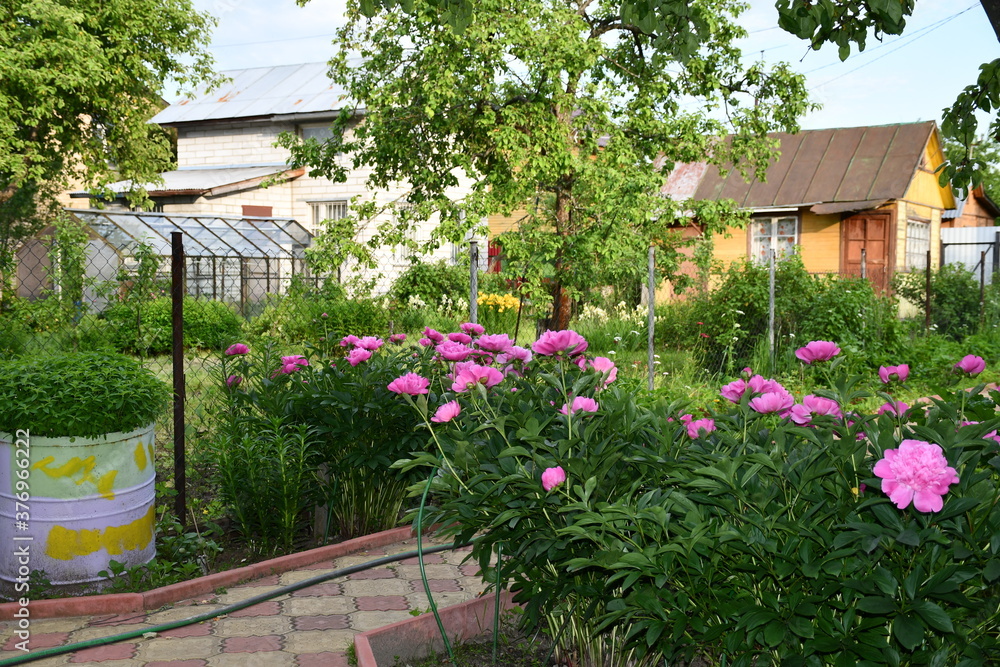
(842, 211, 893, 292)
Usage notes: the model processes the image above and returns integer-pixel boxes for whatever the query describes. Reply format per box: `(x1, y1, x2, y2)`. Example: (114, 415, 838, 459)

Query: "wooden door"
(842, 211, 893, 292)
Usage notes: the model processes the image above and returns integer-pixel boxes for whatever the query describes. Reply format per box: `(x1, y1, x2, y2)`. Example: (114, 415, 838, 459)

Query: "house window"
(906, 219, 930, 271)
(750, 216, 798, 264)
(310, 200, 349, 228)
(300, 124, 334, 143)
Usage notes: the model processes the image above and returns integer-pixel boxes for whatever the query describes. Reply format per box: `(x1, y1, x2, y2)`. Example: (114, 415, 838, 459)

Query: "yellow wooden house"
(662, 121, 956, 293)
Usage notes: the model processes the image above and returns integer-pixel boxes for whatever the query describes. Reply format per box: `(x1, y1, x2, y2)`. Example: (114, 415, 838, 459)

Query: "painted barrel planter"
(0, 425, 156, 592)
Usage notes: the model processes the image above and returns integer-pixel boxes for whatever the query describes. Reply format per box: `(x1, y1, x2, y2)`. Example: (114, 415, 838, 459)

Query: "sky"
(187, 0, 1000, 134)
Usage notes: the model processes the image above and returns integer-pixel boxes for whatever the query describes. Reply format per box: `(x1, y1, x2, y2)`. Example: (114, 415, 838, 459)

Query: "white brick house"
(73, 62, 475, 293)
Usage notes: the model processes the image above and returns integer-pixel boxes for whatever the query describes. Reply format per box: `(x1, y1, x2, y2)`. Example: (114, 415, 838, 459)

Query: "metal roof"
(943, 185, 1000, 220)
(65, 209, 312, 260)
(152, 62, 352, 125)
(72, 166, 302, 198)
(667, 122, 938, 213)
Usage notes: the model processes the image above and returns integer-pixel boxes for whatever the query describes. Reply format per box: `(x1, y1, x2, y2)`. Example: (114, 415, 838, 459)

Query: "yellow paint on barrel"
(31, 455, 119, 500)
(134, 442, 148, 471)
(44, 505, 155, 561)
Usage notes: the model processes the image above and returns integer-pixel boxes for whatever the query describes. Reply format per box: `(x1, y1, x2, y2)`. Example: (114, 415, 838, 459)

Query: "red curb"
(0, 593, 144, 621)
(354, 591, 518, 667)
(0, 525, 418, 621)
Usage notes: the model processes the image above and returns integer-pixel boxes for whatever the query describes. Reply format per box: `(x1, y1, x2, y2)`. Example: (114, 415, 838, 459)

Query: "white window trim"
(750, 215, 799, 264)
(309, 200, 349, 229)
(905, 218, 931, 271)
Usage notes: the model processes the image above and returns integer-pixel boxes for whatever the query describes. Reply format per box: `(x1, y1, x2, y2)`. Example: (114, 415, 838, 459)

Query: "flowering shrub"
(390, 335, 1000, 665)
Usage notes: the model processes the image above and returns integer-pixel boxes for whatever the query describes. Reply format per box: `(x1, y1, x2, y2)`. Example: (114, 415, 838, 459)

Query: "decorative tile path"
(0, 536, 485, 666)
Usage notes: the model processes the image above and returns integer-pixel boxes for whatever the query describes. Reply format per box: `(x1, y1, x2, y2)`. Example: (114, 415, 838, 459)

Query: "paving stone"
(405, 591, 477, 612)
(5, 631, 71, 650)
(458, 564, 481, 577)
(279, 571, 336, 586)
(143, 608, 219, 625)
(69, 625, 153, 643)
(355, 595, 409, 611)
(340, 579, 409, 597)
(398, 553, 446, 565)
(346, 567, 396, 580)
(349, 610, 418, 632)
(291, 615, 350, 631)
(206, 653, 295, 667)
(287, 582, 342, 597)
(90, 614, 148, 627)
(394, 564, 461, 580)
(297, 561, 337, 571)
(238, 574, 280, 586)
(16, 654, 71, 667)
(224, 600, 282, 618)
(281, 597, 355, 616)
(58, 660, 138, 667)
(281, 629, 355, 655)
(144, 661, 209, 667)
(153, 623, 214, 639)
(135, 636, 219, 662)
(19, 618, 92, 635)
(213, 615, 291, 638)
(295, 651, 350, 667)
(425, 579, 461, 592)
(214, 586, 283, 605)
(68, 642, 137, 662)
(220, 635, 282, 653)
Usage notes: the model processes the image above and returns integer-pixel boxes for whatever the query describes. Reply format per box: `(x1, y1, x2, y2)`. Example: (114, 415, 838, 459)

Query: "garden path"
(0, 534, 486, 666)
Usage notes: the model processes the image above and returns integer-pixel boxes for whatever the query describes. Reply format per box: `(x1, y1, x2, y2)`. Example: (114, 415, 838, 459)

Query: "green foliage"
(396, 346, 1000, 666)
(97, 557, 204, 594)
(283, 0, 812, 328)
(210, 413, 320, 555)
(101, 296, 242, 354)
(246, 279, 389, 355)
(0, 352, 170, 437)
(391, 260, 469, 310)
(0, 0, 218, 290)
(691, 257, 903, 374)
(894, 264, 1000, 341)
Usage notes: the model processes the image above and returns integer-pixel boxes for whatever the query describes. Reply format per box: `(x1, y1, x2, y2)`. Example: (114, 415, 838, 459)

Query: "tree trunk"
(550, 188, 572, 331)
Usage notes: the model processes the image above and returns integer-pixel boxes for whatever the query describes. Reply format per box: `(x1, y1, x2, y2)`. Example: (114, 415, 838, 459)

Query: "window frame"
(905, 217, 931, 271)
(748, 215, 801, 264)
(309, 200, 349, 229)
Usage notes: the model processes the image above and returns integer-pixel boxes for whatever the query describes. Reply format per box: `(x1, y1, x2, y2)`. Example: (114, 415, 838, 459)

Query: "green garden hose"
(0, 539, 471, 667)
(415, 467, 458, 666)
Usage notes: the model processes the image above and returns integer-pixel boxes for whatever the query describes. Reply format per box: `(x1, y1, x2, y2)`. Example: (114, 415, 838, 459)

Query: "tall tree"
(285, 0, 811, 328)
(0, 0, 218, 295)
(349, 0, 1000, 195)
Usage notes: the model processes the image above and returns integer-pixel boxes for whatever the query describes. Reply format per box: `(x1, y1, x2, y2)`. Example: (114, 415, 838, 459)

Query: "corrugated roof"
(668, 122, 937, 210)
(72, 166, 301, 198)
(152, 62, 351, 125)
(943, 185, 1000, 220)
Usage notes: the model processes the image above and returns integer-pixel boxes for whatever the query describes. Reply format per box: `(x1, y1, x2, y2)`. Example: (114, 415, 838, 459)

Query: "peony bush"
(215, 326, 1000, 665)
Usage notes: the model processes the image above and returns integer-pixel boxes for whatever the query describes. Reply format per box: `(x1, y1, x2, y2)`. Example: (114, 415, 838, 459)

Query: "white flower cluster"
(580, 304, 610, 324)
(407, 294, 428, 309)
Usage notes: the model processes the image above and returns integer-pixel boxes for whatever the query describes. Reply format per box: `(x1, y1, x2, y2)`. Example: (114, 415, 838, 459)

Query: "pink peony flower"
(281, 355, 309, 371)
(387, 372, 431, 395)
(356, 336, 384, 351)
(460, 322, 485, 336)
(541, 466, 566, 492)
(476, 333, 515, 353)
(795, 340, 841, 364)
(679, 414, 693, 424)
(878, 364, 910, 384)
(436, 340, 474, 361)
(447, 332, 473, 345)
(497, 346, 532, 365)
(347, 348, 372, 366)
(686, 418, 716, 438)
(749, 390, 795, 415)
(590, 357, 618, 385)
(226, 375, 242, 388)
(451, 364, 504, 393)
(559, 396, 600, 415)
(720, 379, 747, 403)
(431, 400, 461, 423)
(955, 354, 986, 376)
(423, 327, 445, 343)
(225, 343, 249, 356)
(389, 333, 407, 343)
(340, 335, 361, 348)
(877, 401, 909, 417)
(873, 439, 959, 512)
(418, 337, 433, 347)
(532, 330, 589, 357)
(748, 375, 786, 395)
(789, 395, 842, 425)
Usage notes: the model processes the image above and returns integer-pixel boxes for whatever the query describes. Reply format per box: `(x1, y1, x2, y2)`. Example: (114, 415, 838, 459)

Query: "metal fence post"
(171, 232, 186, 528)
(647, 246, 655, 391)
(768, 250, 776, 375)
(925, 250, 932, 332)
(860, 248, 867, 280)
(981, 250, 987, 331)
(469, 240, 478, 324)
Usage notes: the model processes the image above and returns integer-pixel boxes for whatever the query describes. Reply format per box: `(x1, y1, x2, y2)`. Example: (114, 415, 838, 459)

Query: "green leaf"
(912, 601, 954, 633)
(895, 528, 919, 547)
(984, 559, 1000, 582)
(764, 620, 786, 647)
(892, 614, 923, 651)
(857, 596, 896, 615)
